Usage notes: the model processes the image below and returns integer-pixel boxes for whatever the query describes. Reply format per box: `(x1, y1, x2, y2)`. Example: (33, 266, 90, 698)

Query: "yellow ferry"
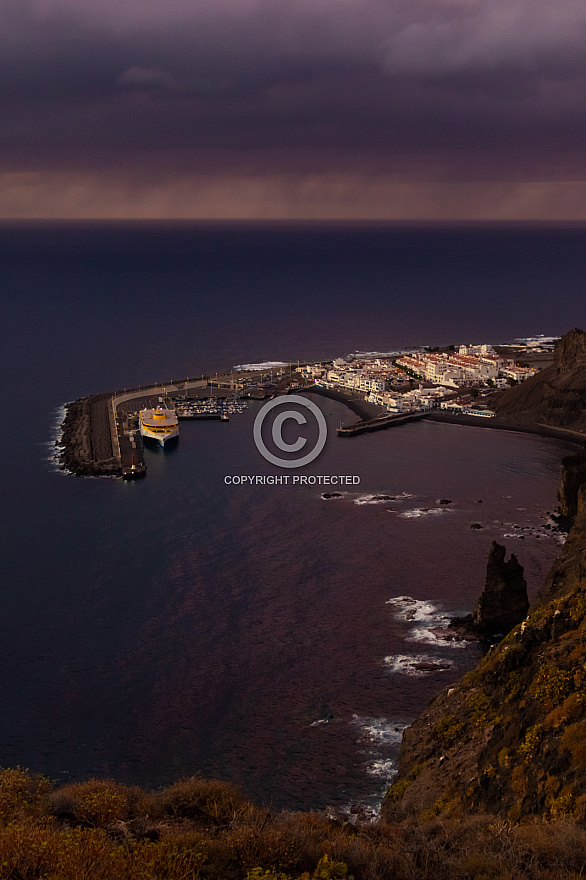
(139, 406, 179, 446)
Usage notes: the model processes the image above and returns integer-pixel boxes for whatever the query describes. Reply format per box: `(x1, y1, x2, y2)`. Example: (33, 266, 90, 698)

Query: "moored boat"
(139, 406, 179, 446)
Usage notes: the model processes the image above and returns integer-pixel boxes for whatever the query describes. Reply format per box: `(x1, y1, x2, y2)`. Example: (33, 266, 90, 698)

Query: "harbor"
(55, 338, 577, 479)
(58, 373, 264, 478)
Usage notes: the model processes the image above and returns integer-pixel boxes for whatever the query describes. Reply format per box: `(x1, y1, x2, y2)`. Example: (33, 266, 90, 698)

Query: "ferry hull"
(140, 426, 179, 446)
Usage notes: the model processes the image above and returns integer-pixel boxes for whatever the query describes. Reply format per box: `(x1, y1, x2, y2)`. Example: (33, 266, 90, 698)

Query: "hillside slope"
(492, 328, 586, 434)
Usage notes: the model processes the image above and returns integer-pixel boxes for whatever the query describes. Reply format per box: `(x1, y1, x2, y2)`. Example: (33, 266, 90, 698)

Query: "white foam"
(354, 494, 393, 505)
(233, 361, 289, 371)
(352, 716, 407, 747)
(366, 758, 397, 779)
(399, 507, 451, 519)
(406, 626, 467, 648)
(347, 717, 412, 819)
(386, 596, 442, 624)
(384, 654, 454, 676)
(46, 403, 70, 474)
(513, 335, 559, 345)
(355, 491, 414, 505)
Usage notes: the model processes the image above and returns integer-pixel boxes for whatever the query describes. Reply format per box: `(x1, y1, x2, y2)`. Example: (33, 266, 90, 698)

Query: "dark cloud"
(1, 0, 586, 181)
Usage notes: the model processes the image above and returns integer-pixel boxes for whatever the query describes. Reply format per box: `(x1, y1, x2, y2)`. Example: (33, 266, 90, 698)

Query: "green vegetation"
(529, 664, 573, 706)
(467, 692, 494, 728)
(386, 780, 410, 802)
(518, 724, 543, 765)
(433, 716, 465, 744)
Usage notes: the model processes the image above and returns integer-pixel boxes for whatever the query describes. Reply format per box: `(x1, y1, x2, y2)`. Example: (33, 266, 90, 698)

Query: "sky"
(2, 0, 586, 219)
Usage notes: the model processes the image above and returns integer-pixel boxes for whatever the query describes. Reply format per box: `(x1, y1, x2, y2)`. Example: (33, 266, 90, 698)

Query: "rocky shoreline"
(381, 446, 586, 824)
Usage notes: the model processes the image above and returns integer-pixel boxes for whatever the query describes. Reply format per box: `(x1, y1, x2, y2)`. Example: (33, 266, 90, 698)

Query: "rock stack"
(451, 541, 529, 639)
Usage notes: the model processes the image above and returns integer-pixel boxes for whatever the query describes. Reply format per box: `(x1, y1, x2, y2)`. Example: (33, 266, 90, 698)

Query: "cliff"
(382, 462, 586, 826)
(492, 328, 586, 434)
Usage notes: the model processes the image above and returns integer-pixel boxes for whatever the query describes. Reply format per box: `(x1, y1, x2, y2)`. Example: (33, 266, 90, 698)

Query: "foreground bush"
(2, 769, 586, 879)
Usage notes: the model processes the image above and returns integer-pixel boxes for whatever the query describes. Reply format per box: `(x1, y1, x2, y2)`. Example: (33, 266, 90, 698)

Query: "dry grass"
(2, 769, 586, 879)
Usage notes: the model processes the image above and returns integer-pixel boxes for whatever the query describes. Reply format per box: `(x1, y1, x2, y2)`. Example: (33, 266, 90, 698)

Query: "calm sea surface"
(2, 223, 586, 811)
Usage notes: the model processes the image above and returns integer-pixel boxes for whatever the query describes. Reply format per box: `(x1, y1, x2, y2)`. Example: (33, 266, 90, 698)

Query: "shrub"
(0, 767, 52, 826)
(549, 792, 574, 818)
(418, 794, 452, 824)
(50, 778, 149, 827)
(569, 592, 586, 623)
(159, 776, 246, 826)
(467, 692, 494, 728)
(246, 854, 347, 880)
(518, 724, 542, 765)
(504, 671, 523, 703)
(386, 779, 409, 803)
(433, 716, 464, 744)
(544, 692, 586, 729)
(227, 826, 302, 872)
(561, 721, 586, 763)
(461, 670, 483, 688)
(529, 664, 573, 706)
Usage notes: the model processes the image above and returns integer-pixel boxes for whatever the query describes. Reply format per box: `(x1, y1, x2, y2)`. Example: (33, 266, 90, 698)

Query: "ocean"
(2, 222, 585, 812)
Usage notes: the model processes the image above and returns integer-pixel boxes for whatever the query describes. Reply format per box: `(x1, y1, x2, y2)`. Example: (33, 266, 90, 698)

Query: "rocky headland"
(492, 327, 586, 434)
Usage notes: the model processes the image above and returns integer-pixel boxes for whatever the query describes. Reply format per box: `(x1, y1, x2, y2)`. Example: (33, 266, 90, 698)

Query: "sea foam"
(384, 653, 454, 676)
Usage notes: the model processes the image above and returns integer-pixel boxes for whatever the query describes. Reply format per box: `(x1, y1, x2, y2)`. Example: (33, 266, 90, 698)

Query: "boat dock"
(119, 427, 147, 479)
(337, 411, 426, 436)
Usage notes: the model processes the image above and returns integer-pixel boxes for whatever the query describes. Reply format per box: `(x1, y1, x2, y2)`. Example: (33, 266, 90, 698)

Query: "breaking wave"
(384, 653, 454, 676)
(387, 595, 467, 648)
(399, 506, 452, 518)
(346, 716, 411, 818)
(386, 595, 441, 623)
(355, 491, 414, 505)
(45, 403, 69, 474)
(233, 361, 288, 371)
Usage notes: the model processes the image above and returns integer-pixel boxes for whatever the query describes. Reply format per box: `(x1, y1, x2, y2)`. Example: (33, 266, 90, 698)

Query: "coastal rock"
(472, 542, 529, 635)
(558, 449, 586, 517)
(450, 541, 528, 639)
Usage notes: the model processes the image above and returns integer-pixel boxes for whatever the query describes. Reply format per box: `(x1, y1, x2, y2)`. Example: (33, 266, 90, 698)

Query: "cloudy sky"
(2, 0, 586, 219)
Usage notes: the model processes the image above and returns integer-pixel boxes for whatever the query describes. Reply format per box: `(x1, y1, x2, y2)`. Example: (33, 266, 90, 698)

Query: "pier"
(337, 411, 426, 436)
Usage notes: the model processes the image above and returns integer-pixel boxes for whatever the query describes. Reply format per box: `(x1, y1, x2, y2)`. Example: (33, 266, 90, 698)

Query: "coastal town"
(296, 338, 549, 418)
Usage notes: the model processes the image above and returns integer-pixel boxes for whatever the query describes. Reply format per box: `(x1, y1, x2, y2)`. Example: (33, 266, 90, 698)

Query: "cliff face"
(492, 328, 586, 433)
(382, 460, 586, 826)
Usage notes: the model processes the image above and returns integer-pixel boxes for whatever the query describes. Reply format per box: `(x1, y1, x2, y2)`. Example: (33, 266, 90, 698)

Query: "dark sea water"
(2, 222, 586, 812)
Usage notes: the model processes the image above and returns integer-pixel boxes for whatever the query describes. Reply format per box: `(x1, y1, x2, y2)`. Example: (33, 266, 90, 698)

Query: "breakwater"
(60, 394, 120, 477)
